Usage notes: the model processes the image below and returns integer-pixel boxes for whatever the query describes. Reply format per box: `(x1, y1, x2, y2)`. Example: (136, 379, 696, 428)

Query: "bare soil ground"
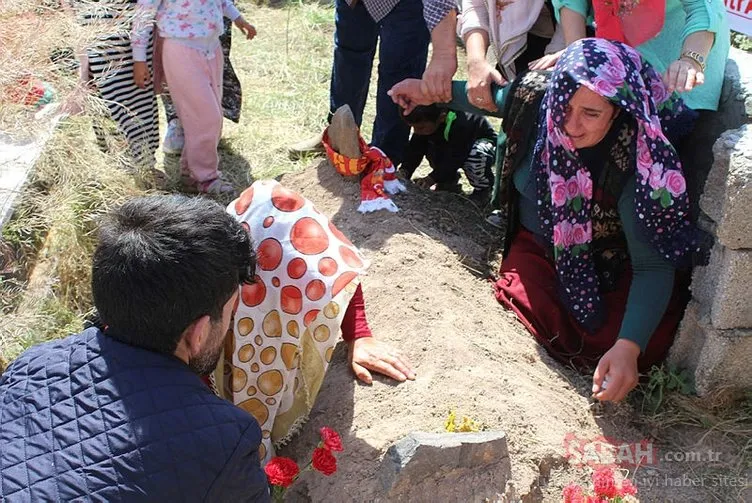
(273, 162, 751, 503)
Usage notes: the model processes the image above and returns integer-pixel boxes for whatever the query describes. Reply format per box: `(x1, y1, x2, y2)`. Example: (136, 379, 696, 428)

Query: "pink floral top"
(130, 0, 241, 61)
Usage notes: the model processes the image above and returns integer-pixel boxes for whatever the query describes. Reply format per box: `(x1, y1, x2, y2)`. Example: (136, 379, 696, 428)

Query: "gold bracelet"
(680, 50, 706, 72)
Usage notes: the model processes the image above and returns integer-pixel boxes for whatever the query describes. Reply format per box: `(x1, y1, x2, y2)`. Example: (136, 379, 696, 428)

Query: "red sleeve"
(340, 283, 373, 342)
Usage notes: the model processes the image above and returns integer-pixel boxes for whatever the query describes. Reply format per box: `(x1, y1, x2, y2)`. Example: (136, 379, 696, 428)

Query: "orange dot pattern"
(227, 180, 369, 464)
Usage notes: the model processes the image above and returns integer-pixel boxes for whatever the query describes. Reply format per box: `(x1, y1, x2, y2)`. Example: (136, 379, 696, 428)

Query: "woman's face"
(563, 87, 618, 149)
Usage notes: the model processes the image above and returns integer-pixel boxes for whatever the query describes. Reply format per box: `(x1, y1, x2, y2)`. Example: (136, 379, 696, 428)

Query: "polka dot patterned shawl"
(225, 180, 369, 463)
(531, 38, 696, 331)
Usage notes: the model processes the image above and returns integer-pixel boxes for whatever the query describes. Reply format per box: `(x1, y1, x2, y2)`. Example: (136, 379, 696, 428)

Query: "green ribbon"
(443, 111, 457, 142)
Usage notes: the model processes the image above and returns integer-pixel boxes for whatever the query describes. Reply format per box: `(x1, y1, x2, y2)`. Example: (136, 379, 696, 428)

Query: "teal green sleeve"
(444, 81, 509, 119)
(551, 0, 590, 21)
(680, 0, 726, 40)
(617, 176, 676, 352)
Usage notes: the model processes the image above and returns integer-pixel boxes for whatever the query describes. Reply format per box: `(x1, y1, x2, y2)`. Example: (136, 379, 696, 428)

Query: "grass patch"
(0, 1, 346, 367)
(632, 366, 752, 499)
(1, 116, 145, 367)
(731, 31, 752, 52)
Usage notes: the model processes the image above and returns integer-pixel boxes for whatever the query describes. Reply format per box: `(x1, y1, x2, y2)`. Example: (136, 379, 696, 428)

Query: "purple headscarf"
(532, 38, 695, 330)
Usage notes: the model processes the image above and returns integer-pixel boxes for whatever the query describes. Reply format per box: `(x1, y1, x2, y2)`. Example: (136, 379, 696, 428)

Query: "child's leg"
(426, 163, 461, 192)
(161, 40, 224, 183)
(161, 91, 179, 123)
(87, 36, 159, 168)
(461, 138, 496, 192)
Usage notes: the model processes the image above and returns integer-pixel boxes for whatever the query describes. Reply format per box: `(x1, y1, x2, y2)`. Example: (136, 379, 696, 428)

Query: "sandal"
(197, 177, 237, 197)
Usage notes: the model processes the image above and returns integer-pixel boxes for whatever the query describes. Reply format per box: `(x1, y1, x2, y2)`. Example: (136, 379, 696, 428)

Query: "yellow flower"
(458, 416, 479, 432)
(444, 409, 457, 432)
(445, 409, 481, 432)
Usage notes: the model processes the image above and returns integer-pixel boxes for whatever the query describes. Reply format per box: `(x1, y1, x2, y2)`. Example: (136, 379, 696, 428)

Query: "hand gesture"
(467, 59, 505, 112)
(388, 78, 434, 115)
(234, 16, 257, 40)
(348, 337, 416, 385)
(592, 339, 641, 402)
(528, 49, 564, 71)
(421, 52, 457, 104)
(663, 58, 704, 94)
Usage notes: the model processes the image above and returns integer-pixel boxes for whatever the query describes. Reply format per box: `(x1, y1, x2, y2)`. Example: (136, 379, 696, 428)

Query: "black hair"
(91, 195, 255, 355)
(401, 104, 444, 125)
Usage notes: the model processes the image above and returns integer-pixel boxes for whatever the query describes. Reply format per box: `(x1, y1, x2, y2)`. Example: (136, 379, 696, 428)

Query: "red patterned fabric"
(493, 229, 688, 371)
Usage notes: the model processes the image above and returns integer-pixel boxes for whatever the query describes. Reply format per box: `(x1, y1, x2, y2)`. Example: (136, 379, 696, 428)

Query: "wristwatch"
(681, 50, 706, 72)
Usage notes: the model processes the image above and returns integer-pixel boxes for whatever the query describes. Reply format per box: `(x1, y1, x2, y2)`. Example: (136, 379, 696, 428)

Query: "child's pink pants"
(161, 39, 223, 183)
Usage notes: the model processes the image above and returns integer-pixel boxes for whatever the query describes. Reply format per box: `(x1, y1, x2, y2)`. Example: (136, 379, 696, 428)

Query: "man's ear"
(180, 315, 211, 359)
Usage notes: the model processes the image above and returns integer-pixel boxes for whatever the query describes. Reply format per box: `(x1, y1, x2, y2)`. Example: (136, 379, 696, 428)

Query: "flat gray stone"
(0, 113, 60, 231)
(701, 125, 752, 249)
(379, 431, 511, 502)
(692, 245, 752, 329)
(669, 300, 752, 395)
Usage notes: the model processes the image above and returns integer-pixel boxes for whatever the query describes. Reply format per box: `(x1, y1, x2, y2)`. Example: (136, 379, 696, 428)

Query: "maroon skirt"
(494, 229, 689, 372)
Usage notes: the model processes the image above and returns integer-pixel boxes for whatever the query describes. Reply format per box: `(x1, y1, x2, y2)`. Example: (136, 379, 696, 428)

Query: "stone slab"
(691, 244, 752, 329)
(0, 112, 61, 231)
(379, 431, 511, 502)
(669, 300, 752, 395)
(700, 125, 752, 249)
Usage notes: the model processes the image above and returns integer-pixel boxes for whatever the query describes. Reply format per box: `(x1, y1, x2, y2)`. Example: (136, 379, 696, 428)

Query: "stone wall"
(668, 48, 752, 395)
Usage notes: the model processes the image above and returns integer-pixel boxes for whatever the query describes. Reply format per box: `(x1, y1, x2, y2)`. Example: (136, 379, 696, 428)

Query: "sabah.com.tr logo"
(563, 433, 722, 468)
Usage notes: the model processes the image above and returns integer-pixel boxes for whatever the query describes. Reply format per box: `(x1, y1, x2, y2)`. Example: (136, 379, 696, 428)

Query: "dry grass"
(1, 1, 149, 364)
(1, 115, 145, 363)
(630, 367, 752, 500)
(0, 0, 352, 366)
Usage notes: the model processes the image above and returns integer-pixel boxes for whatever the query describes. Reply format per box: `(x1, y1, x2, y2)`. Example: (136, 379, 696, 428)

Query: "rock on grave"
(379, 431, 511, 502)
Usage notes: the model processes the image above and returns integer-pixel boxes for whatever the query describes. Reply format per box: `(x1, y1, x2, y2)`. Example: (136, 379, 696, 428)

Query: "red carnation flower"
(562, 483, 585, 503)
(592, 467, 618, 499)
(311, 447, 337, 476)
(620, 477, 638, 496)
(319, 427, 343, 452)
(264, 456, 300, 488)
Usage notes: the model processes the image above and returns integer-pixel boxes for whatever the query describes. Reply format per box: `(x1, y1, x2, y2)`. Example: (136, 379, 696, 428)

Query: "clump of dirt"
(273, 162, 749, 502)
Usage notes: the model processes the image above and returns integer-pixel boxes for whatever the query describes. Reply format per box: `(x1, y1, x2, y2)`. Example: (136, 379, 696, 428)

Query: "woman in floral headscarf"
(389, 38, 699, 402)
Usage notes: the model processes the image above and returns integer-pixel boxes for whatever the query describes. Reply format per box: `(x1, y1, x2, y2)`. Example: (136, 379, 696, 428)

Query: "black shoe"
(435, 180, 463, 193)
(468, 187, 491, 206)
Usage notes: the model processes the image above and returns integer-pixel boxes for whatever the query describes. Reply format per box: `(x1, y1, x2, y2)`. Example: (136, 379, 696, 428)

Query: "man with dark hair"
(0, 196, 270, 502)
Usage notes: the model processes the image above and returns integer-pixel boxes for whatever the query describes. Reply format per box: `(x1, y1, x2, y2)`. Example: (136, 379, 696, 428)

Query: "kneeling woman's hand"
(592, 339, 641, 402)
(349, 337, 416, 385)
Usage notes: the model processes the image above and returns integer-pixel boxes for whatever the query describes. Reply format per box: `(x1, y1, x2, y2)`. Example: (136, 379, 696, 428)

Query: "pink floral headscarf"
(532, 38, 696, 330)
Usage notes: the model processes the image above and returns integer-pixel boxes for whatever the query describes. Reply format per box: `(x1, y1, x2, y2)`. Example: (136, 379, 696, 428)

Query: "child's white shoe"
(197, 176, 237, 198)
(163, 119, 184, 154)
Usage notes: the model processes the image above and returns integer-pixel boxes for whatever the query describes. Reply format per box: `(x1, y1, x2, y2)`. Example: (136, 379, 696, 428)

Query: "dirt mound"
(272, 163, 749, 502)
(274, 162, 604, 501)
